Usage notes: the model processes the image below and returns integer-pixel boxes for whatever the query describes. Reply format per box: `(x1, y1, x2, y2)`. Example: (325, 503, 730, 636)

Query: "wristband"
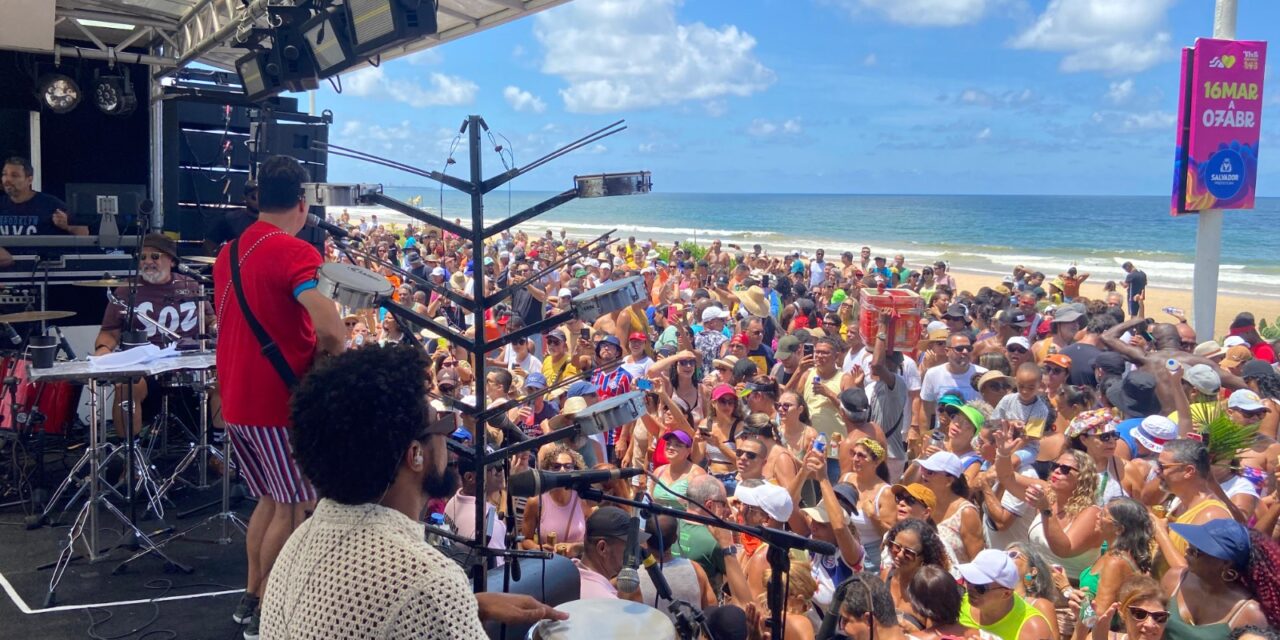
(720, 545, 738, 558)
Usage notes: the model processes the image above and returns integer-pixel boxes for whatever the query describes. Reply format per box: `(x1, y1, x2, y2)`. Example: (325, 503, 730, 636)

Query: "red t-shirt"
(214, 221, 322, 426)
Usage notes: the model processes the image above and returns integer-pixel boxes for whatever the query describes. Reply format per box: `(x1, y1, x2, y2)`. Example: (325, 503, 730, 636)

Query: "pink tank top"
(538, 491, 586, 543)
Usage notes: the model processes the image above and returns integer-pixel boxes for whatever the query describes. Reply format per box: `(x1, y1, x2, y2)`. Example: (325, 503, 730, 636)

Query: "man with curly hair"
(260, 345, 565, 638)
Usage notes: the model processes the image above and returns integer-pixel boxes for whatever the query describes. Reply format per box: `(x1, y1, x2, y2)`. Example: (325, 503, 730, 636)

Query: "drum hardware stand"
(148, 425, 246, 548)
(40, 378, 191, 607)
(153, 380, 217, 501)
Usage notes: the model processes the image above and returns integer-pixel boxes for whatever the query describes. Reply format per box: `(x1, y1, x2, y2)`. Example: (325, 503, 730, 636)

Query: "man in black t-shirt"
(0, 156, 89, 238)
(1121, 261, 1147, 319)
(205, 180, 259, 253)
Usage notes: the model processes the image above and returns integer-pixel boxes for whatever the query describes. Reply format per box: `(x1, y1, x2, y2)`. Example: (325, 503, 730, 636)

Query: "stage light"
(574, 171, 652, 199)
(270, 25, 320, 93)
(345, 0, 439, 57)
(92, 68, 137, 117)
(570, 276, 646, 323)
(302, 7, 359, 77)
(36, 73, 81, 114)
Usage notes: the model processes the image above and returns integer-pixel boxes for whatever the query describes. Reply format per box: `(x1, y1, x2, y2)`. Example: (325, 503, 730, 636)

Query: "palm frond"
(1193, 404, 1257, 467)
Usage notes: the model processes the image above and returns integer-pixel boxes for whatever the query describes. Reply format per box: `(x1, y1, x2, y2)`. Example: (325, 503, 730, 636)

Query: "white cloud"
(1089, 109, 1175, 133)
(957, 87, 1035, 108)
(704, 100, 729, 117)
(503, 86, 547, 113)
(747, 117, 803, 137)
(827, 0, 990, 27)
(534, 0, 774, 113)
(1010, 0, 1176, 74)
(340, 67, 477, 108)
(863, 53, 878, 66)
(1105, 78, 1134, 104)
(976, 126, 992, 140)
(403, 48, 443, 65)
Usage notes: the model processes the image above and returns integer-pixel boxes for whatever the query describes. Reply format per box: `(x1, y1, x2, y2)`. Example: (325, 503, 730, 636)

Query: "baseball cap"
(736, 483, 794, 522)
(1133, 415, 1177, 453)
(1223, 345, 1254, 366)
(776, 335, 802, 359)
(702, 306, 730, 323)
(586, 506, 649, 542)
(1044, 353, 1072, 370)
(566, 380, 600, 398)
(1005, 336, 1031, 351)
(430, 266, 446, 277)
(1228, 389, 1266, 412)
(1223, 335, 1248, 349)
(523, 372, 548, 390)
(918, 451, 964, 478)
(996, 309, 1030, 327)
(1170, 519, 1251, 570)
(730, 333, 750, 347)
(1184, 364, 1221, 395)
(711, 383, 737, 403)
(801, 498, 848, 525)
(839, 388, 871, 421)
(628, 331, 648, 343)
(437, 369, 460, 389)
(1242, 359, 1276, 379)
(1093, 352, 1127, 377)
(661, 430, 693, 447)
(1052, 306, 1084, 324)
(957, 549, 1020, 589)
(546, 328, 567, 342)
(943, 304, 967, 320)
(891, 483, 936, 510)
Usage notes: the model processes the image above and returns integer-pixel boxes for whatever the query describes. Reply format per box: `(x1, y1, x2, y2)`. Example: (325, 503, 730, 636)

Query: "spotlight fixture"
(36, 73, 81, 114)
(302, 7, 359, 77)
(345, 0, 439, 57)
(93, 68, 137, 117)
(236, 49, 280, 102)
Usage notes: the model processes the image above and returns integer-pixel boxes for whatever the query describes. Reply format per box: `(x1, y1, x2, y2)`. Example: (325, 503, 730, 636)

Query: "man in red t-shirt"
(214, 156, 345, 634)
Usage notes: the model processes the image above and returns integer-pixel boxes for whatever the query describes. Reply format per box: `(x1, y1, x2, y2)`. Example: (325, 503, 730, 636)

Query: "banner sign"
(1172, 38, 1267, 215)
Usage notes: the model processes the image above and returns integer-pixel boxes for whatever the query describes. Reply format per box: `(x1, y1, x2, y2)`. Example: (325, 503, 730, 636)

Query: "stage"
(0, 458, 253, 639)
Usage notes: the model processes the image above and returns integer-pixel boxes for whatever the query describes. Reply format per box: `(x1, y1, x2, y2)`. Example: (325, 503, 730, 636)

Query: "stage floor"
(0, 464, 254, 639)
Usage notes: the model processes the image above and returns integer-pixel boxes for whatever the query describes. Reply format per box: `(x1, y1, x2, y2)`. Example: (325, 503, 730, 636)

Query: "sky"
(306, 0, 1280, 196)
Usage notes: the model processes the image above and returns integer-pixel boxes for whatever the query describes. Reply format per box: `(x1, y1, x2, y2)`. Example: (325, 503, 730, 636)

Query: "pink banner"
(1171, 38, 1267, 215)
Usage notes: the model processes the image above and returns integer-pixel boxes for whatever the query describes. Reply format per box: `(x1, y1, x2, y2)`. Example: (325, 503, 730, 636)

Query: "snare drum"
(527, 599, 674, 640)
(316, 263, 393, 310)
(0, 356, 79, 437)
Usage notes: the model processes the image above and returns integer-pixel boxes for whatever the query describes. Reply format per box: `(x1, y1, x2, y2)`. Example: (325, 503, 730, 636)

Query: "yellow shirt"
(1170, 498, 1228, 556)
(802, 373, 845, 438)
(542, 355, 578, 387)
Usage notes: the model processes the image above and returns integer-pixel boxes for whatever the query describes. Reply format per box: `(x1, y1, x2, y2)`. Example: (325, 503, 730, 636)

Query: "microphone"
(616, 501, 644, 595)
(507, 467, 644, 498)
(1, 323, 20, 346)
(306, 213, 352, 240)
(175, 262, 213, 283)
(642, 553, 674, 602)
(52, 326, 76, 361)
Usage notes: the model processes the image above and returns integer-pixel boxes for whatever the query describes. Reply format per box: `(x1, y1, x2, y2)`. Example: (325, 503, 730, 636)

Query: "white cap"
(702, 306, 730, 322)
(1228, 389, 1265, 411)
(1006, 336, 1031, 350)
(956, 549, 1019, 589)
(601, 261, 614, 271)
(1223, 335, 1248, 348)
(800, 498, 848, 525)
(926, 320, 948, 334)
(1134, 415, 1178, 453)
(641, 266, 656, 274)
(918, 451, 964, 478)
(587, 259, 601, 268)
(430, 266, 446, 277)
(1184, 364, 1221, 395)
(557, 288, 573, 298)
(736, 483, 794, 523)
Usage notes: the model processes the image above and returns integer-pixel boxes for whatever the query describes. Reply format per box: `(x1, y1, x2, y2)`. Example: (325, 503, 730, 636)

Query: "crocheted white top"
(260, 499, 486, 639)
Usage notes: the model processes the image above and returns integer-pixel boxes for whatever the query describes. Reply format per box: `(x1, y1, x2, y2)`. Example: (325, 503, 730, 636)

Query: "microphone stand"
(572, 487, 835, 640)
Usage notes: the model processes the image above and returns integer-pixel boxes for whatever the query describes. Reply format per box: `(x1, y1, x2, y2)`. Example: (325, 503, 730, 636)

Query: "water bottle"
(426, 512, 448, 547)
(814, 433, 828, 454)
(1079, 588, 1098, 628)
(1163, 306, 1182, 316)
(1165, 358, 1181, 375)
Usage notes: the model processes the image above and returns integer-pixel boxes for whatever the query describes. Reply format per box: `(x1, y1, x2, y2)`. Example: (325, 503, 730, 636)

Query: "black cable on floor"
(83, 579, 239, 640)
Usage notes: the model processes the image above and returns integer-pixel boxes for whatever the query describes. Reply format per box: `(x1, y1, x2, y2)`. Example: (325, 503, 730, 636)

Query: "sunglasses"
(1091, 432, 1120, 443)
(678, 359, 696, 367)
(716, 397, 737, 405)
(887, 540, 921, 561)
(966, 582, 995, 595)
(1051, 462, 1079, 475)
(775, 402, 796, 410)
(897, 494, 924, 508)
(545, 337, 564, 345)
(736, 450, 760, 461)
(1127, 607, 1170, 624)
(951, 344, 973, 352)
(1006, 345, 1028, 354)
(850, 450, 871, 460)
(141, 252, 165, 261)
(547, 462, 577, 471)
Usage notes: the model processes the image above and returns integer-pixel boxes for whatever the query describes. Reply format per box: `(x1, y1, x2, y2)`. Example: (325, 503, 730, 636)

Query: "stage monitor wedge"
(346, 0, 439, 57)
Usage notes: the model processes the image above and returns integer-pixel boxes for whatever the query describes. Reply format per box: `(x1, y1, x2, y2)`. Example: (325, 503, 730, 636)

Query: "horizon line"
(374, 187, 1280, 199)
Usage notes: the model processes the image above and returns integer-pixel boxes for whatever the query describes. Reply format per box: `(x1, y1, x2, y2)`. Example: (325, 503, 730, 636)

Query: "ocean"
(331, 189, 1280, 298)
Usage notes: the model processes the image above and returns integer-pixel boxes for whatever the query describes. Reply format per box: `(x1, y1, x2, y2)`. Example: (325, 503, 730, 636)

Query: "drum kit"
(0, 253, 246, 606)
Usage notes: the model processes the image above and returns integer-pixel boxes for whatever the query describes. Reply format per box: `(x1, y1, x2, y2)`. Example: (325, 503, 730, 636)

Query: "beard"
(422, 464, 460, 500)
(140, 266, 168, 285)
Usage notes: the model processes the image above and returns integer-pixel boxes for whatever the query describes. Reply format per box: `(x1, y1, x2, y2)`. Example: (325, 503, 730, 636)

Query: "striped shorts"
(226, 423, 317, 504)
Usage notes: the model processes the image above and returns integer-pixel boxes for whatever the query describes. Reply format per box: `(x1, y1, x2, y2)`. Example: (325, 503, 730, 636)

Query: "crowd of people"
(268, 210, 1280, 640)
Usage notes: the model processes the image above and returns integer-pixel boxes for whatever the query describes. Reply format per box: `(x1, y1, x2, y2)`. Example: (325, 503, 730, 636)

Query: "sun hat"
(1133, 415, 1177, 453)
(1065, 408, 1120, 438)
(891, 483, 936, 510)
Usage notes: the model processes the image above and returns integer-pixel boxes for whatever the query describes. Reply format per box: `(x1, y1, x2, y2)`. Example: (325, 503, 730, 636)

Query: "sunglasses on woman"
(1091, 432, 1120, 443)
(1045, 365, 1068, 375)
(1051, 462, 1079, 475)
(546, 463, 576, 471)
(1006, 345, 1028, 354)
(1127, 607, 1170, 624)
(886, 540, 921, 561)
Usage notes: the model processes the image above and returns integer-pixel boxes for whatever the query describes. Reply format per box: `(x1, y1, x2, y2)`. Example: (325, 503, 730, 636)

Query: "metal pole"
(1192, 0, 1237, 341)
(468, 115, 488, 594)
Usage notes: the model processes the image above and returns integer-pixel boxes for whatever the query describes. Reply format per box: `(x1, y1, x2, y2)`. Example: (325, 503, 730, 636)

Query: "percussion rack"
(312, 114, 652, 599)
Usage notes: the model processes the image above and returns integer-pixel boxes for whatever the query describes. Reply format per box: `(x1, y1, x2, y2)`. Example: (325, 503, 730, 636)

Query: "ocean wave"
(1109, 257, 1246, 272)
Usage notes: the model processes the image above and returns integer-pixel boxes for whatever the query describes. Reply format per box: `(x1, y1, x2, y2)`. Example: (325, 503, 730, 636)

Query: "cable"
(83, 579, 240, 640)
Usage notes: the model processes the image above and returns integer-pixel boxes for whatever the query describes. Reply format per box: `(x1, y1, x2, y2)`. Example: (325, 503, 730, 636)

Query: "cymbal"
(70, 278, 135, 288)
(184, 256, 217, 265)
(0, 310, 75, 323)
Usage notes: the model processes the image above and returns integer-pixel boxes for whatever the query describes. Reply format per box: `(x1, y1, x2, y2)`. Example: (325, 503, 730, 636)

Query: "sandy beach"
(949, 269, 1280, 341)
